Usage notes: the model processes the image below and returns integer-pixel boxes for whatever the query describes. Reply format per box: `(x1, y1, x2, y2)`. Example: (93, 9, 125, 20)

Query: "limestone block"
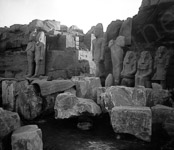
(11, 125, 43, 150)
(0, 108, 21, 139)
(54, 92, 101, 119)
(100, 86, 146, 112)
(111, 106, 152, 142)
(72, 76, 102, 102)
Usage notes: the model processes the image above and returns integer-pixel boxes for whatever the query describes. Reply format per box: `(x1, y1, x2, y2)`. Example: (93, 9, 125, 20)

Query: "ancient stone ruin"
(0, 0, 174, 150)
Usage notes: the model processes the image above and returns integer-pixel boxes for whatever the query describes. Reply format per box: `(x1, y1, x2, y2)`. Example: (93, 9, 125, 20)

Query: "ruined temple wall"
(0, 49, 79, 79)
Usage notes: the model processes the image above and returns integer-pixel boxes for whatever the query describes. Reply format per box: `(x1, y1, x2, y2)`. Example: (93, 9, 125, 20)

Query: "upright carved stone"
(33, 31, 46, 77)
(108, 36, 125, 85)
(92, 23, 105, 77)
(135, 51, 152, 88)
(121, 51, 137, 87)
(152, 46, 170, 89)
(25, 29, 37, 77)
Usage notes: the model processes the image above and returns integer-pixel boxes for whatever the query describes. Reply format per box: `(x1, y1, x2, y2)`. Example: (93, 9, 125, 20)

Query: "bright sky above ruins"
(0, 0, 141, 33)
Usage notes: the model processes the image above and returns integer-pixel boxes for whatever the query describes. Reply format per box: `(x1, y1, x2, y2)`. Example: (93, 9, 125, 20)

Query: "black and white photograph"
(0, 0, 174, 149)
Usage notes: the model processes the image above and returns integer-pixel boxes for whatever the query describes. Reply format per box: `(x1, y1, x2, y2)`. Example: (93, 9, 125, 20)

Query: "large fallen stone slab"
(71, 76, 101, 102)
(0, 108, 21, 139)
(98, 86, 146, 112)
(54, 92, 101, 119)
(11, 125, 43, 150)
(151, 105, 174, 125)
(110, 106, 152, 142)
(31, 79, 75, 96)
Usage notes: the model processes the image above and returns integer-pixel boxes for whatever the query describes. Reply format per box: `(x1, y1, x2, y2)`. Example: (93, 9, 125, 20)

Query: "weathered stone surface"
(135, 51, 153, 88)
(104, 20, 123, 44)
(1, 52, 28, 78)
(119, 17, 132, 45)
(31, 79, 75, 96)
(60, 25, 68, 31)
(110, 106, 152, 142)
(139, 0, 174, 10)
(77, 122, 93, 130)
(2, 80, 17, 111)
(64, 87, 76, 96)
(11, 125, 43, 150)
(145, 88, 171, 107)
(46, 50, 78, 76)
(68, 25, 83, 35)
(99, 86, 146, 112)
(78, 59, 90, 75)
(121, 51, 137, 87)
(43, 93, 57, 114)
(152, 83, 163, 90)
(151, 105, 174, 124)
(28, 19, 60, 32)
(72, 76, 102, 101)
(0, 108, 21, 139)
(0, 19, 70, 52)
(105, 73, 114, 87)
(96, 87, 106, 112)
(133, 1, 174, 46)
(164, 117, 174, 137)
(108, 36, 125, 85)
(152, 46, 170, 89)
(54, 92, 101, 119)
(2, 80, 29, 111)
(15, 83, 43, 120)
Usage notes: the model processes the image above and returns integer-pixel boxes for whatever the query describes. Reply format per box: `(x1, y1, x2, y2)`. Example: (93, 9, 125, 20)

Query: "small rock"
(11, 125, 43, 150)
(146, 88, 171, 107)
(77, 122, 93, 130)
(152, 83, 163, 90)
(110, 106, 152, 142)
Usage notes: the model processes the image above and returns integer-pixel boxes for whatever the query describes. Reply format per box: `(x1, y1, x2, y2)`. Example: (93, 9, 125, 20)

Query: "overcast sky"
(0, 0, 141, 33)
